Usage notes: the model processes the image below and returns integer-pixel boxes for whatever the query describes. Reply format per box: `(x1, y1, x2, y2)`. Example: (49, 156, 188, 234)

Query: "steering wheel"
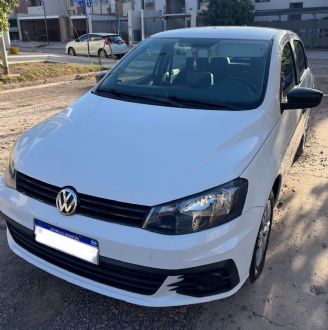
(220, 77, 258, 95)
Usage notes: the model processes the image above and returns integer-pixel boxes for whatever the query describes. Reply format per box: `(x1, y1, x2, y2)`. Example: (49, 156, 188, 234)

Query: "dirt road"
(0, 67, 327, 329)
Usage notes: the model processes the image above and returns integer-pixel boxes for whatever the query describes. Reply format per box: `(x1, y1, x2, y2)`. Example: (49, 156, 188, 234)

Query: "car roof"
(93, 33, 119, 36)
(151, 26, 290, 41)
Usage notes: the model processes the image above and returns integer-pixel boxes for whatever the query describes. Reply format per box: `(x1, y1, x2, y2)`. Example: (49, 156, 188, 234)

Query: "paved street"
(0, 58, 327, 329)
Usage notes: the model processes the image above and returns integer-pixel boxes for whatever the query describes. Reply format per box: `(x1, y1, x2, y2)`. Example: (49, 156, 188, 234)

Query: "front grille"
(5, 216, 166, 295)
(16, 172, 151, 227)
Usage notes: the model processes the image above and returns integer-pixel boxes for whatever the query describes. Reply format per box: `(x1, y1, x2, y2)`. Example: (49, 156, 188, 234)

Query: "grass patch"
(0, 62, 102, 85)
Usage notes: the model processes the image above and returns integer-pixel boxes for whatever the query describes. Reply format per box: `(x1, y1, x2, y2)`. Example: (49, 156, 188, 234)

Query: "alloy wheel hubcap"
(255, 200, 272, 269)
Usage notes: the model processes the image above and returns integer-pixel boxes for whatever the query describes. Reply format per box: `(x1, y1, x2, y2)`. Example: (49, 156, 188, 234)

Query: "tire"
(68, 47, 76, 56)
(98, 49, 107, 58)
(249, 192, 274, 282)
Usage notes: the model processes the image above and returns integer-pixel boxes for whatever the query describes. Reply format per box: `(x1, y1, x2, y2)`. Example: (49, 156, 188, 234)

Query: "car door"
(74, 34, 89, 55)
(89, 34, 103, 56)
(278, 39, 303, 175)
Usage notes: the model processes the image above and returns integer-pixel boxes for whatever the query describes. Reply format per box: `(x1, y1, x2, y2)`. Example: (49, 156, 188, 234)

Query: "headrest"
(185, 71, 214, 88)
(210, 57, 229, 67)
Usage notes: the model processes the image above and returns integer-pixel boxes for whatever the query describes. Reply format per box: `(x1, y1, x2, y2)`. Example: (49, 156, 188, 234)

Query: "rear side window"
(293, 40, 307, 78)
(104, 35, 124, 44)
(281, 43, 296, 96)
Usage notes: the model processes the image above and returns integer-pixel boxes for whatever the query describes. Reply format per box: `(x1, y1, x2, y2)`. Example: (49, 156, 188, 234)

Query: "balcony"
(91, 4, 116, 15)
(27, 6, 44, 16)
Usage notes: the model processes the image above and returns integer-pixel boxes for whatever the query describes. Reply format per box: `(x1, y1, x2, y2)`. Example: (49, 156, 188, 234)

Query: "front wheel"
(68, 47, 76, 56)
(249, 193, 274, 282)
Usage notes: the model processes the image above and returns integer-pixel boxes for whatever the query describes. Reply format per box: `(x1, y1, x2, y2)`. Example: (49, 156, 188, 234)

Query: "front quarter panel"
(241, 34, 285, 211)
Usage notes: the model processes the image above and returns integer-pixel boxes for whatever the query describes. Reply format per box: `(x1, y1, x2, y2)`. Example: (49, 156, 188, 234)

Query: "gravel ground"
(0, 61, 328, 329)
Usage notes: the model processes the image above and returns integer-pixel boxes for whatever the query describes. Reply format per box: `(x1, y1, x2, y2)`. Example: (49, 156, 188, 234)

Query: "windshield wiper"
(167, 95, 237, 110)
(96, 88, 237, 110)
(96, 88, 184, 108)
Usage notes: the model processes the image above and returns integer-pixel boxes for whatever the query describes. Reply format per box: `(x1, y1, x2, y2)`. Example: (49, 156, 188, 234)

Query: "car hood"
(15, 92, 271, 206)
(65, 40, 74, 47)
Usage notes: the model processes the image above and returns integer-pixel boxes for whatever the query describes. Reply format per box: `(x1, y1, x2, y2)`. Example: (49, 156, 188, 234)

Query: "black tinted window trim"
(293, 39, 308, 83)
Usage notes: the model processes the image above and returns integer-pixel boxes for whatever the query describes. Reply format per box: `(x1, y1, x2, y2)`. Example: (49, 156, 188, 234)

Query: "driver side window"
(79, 35, 89, 42)
(281, 43, 296, 98)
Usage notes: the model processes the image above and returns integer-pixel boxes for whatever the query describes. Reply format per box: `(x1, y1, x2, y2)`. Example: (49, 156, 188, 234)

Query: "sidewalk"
(10, 41, 135, 55)
(10, 41, 67, 54)
(307, 50, 328, 60)
(7, 53, 117, 69)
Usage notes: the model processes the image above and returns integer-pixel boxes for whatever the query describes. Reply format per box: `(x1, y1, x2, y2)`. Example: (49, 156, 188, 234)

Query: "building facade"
(253, 0, 328, 11)
(9, 0, 127, 42)
(252, 0, 328, 47)
(9, 0, 328, 47)
(253, 0, 328, 21)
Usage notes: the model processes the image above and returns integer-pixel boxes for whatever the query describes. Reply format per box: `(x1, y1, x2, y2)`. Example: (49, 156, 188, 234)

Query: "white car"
(65, 33, 128, 58)
(0, 27, 323, 307)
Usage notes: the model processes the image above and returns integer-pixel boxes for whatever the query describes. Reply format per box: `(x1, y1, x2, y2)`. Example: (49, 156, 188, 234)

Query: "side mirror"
(95, 71, 107, 83)
(281, 87, 323, 110)
(75, 38, 80, 42)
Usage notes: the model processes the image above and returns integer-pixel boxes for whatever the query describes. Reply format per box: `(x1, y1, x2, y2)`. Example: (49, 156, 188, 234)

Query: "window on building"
(289, 2, 303, 21)
(290, 2, 303, 9)
(293, 40, 307, 77)
(281, 43, 296, 97)
(29, 0, 42, 6)
(8, 19, 18, 28)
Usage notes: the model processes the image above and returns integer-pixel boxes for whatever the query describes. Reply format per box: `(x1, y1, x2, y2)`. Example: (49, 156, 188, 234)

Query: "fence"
(253, 7, 328, 48)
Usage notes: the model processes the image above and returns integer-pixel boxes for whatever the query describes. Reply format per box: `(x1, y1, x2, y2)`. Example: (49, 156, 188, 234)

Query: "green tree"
(0, 0, 19, 74)
(203, 0, 254, 26)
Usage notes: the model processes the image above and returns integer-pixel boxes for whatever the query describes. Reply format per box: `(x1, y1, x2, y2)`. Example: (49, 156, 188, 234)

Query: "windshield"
(96, 37, 272, 110)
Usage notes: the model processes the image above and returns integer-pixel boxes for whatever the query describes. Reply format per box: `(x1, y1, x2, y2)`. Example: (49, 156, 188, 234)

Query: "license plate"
(34, 220, 99, 265)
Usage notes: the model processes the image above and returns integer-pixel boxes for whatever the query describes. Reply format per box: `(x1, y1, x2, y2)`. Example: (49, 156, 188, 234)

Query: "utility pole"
(85, 0, 91, 57)
(40, 0, 49, 45)
(0, 33, 9, 75)
(141, 0, 145, 40)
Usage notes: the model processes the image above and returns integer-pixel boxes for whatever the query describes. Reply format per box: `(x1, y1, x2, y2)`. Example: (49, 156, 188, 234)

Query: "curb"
(0, 72, 98, 92)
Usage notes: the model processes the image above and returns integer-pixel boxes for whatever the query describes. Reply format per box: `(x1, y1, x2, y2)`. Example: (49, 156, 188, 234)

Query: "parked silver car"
(66, 33, 128, 58)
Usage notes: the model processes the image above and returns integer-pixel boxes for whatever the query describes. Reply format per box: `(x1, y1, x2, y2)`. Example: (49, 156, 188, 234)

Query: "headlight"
(4, 147, 16, 190)
(144, 178, 248, 235)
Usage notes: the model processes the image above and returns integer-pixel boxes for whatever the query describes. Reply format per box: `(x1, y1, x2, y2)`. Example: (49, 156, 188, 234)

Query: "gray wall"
(44, 0, 67, 16)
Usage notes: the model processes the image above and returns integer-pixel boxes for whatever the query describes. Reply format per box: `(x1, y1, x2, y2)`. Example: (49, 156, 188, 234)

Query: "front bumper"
(0, 176, 264, 306)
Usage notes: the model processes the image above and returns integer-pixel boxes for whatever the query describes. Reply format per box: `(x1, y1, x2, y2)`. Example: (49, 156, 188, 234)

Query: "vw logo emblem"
(56, 188, 78, 216)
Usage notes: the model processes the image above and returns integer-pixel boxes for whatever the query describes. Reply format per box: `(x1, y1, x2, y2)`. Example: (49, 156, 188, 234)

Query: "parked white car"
(0, 27, 323, 307)
(65, 33, 128, 58)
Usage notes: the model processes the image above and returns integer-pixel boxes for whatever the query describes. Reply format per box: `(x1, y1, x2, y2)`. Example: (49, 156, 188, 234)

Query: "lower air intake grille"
(5, 216, 166, 295)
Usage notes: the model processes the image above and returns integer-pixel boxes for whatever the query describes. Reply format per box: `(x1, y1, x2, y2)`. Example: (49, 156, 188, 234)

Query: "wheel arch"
(98, 48, 107, 56)
(272, 175, 282, 205)
(68, 47, 75, 55)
